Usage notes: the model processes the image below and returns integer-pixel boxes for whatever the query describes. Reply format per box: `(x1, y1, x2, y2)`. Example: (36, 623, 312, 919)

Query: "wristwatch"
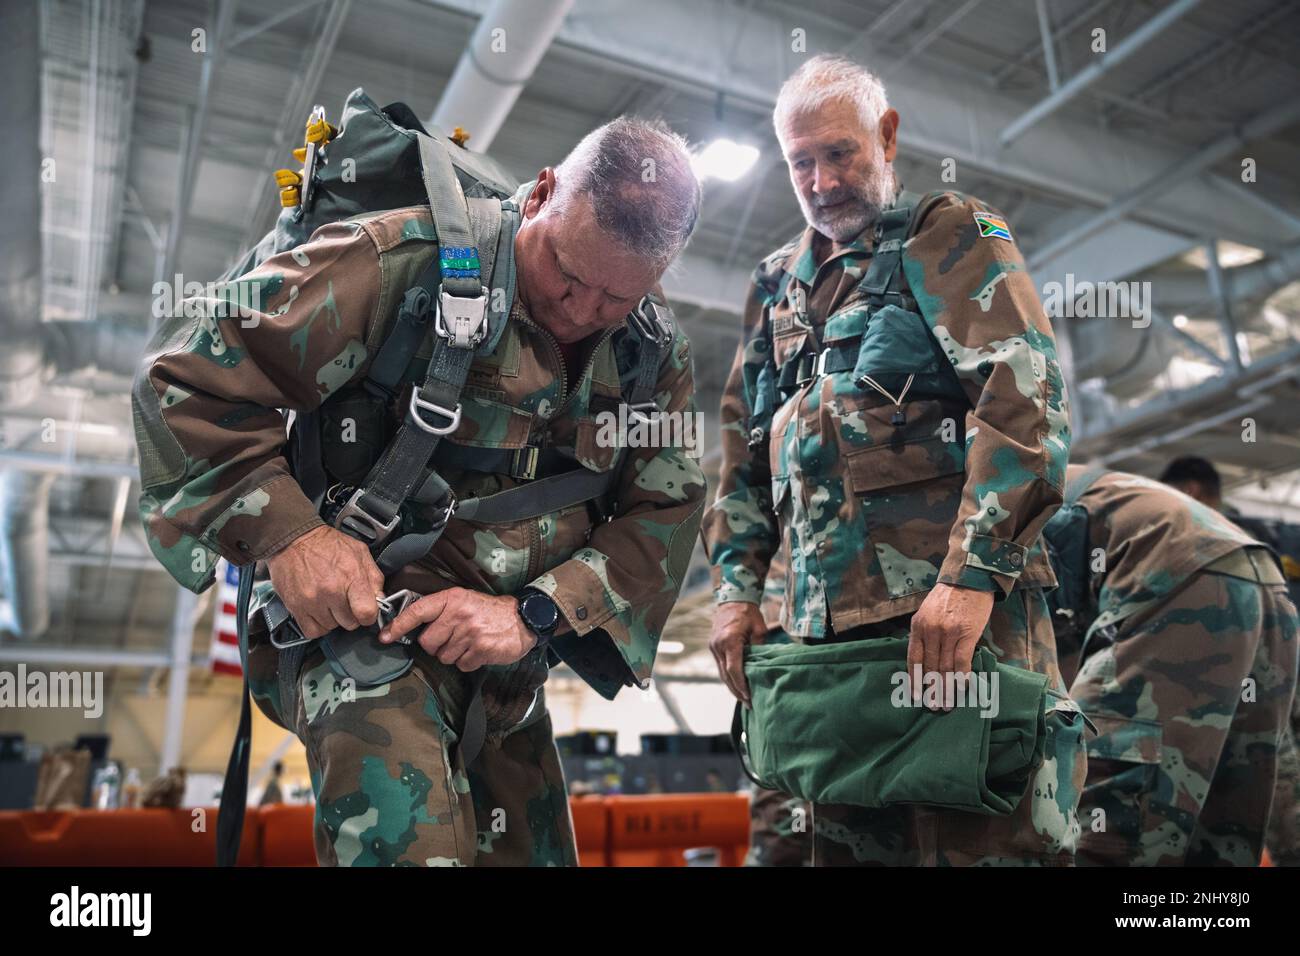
(517, 588, 560, 647)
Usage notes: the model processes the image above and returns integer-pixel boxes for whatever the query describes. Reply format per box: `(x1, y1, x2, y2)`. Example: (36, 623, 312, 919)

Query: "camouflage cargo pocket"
(843, 402, 965, 600)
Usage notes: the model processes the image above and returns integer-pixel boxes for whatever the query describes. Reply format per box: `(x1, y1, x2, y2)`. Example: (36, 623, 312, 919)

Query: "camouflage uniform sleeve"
(903, 193, 1070, 593)
(700, 276, 778, 605)
(132, 220, 381, 592)
(526, 328, 707, 695)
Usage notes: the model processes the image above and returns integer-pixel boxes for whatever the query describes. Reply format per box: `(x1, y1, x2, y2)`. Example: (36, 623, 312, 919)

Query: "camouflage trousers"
(1070, 561, 1299, 866)
(812, 587, 1088, 866)
(745, 786, 813, 866)
(285, 645, 577, 867)
(1267, 715, 1300, 865)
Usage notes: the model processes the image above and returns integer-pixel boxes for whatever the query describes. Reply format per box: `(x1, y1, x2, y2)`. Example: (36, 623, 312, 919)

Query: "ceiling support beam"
(160, 0, 237, 285)
(999, 0, 1206, 146)
(1205, 239, 1245, 372)
(1027, 96, 1300, 271)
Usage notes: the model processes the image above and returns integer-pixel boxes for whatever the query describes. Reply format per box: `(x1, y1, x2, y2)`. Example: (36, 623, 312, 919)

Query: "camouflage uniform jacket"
(132, 194, 706, 700)
(703, 190, 1069, 639)
(1069, 466, 1265, 636)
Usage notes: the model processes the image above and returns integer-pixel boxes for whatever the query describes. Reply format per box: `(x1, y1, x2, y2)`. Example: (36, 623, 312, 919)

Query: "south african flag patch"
(974, 211, 1012, 241)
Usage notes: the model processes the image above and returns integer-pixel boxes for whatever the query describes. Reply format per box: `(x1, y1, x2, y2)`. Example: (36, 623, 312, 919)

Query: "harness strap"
(431, 443, 576, 482)
(215, 563, 256, 867)
(416, 133, 480, 300)
(456, 467, 619, 523)
(775, 191, 928, 403)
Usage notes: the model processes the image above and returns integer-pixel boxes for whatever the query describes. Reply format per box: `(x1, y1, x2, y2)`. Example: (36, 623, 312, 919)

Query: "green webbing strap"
(625, 292, 675, 410)
(215, 563, 256, 867)
(416, 133, 481, 300)
(456, 467, 619, 523)
(861, 190, 920, 303)
(365, 198, 511, 402)
(339, 138, 501, 545)
(599, 293, 675, 518)
(432, 442, 574, 481)
(364, 270, 438, 401)
(776, 193, 923, 402)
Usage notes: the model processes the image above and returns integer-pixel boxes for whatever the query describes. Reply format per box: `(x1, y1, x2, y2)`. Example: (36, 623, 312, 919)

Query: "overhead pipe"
(0, 471, 56, 638)
(429, 0, 575, 152)
(0, 0, 45, 407)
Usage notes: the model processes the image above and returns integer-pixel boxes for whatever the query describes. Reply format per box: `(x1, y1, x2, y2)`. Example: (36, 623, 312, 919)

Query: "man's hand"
(710, 602, 768, 704)
(377, 589, 537, 671)
(264, 524, 385, 638)
(907, 583, 995, 709)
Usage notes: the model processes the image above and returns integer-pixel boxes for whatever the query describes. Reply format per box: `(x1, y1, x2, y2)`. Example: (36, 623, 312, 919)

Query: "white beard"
(800, 159, 896, 242)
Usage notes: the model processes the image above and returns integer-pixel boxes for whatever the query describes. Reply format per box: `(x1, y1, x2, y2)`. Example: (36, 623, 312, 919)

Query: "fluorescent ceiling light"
(657, 640, 686, 655)
(693, 138, 760, 182)
(1180, 241, 1267, 270)
(1173, 313, 1189, 328)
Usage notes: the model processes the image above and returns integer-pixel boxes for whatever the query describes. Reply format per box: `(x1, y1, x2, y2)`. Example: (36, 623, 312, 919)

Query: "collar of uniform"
(512, 178, 538, 211)
(781, 221, 874, 287)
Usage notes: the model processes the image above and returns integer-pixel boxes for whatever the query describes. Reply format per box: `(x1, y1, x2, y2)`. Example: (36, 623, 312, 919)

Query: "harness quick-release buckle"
(434, 286, 490, 349)
(511, 446, 540, 481)
(331, 487, 401, 546)
(627, 401, 661, 425)
(408, 389, 462, 434)
(796, 348, 830, 386)
(814, 347, 831, 378)
(629, 295, 674, 345)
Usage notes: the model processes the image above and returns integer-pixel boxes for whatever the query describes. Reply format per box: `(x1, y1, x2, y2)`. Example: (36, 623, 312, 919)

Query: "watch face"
(523, 594, 558, 631)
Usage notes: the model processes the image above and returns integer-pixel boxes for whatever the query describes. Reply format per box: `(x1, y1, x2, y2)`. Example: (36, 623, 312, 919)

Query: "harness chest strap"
(778, 192, 923, 399)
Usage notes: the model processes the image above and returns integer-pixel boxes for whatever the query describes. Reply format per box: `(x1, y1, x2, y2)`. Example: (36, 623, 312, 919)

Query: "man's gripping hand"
(907, 583, 995, 709)
(264, 525, 385, 638)
(710, 602, 768, 705)
(377, 588, 537, 671)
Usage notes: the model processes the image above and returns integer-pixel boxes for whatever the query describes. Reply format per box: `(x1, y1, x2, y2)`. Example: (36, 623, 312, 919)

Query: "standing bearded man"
(703, 54, 1084, 866)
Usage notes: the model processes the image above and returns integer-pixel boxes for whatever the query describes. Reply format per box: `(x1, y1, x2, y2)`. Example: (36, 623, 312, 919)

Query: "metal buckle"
(511, 446, 540, 481)
(331, 487, 401, 546)
(434, 286, 490, 349)
(298, 104, 326, 211)
(269, 620, 311, 650)
(408, 389, 462, 434)
(376, 589, 421, 644)
(814, 347, 831, 378)
(629, 295, 674, 344)
(627, 401, 661, 425)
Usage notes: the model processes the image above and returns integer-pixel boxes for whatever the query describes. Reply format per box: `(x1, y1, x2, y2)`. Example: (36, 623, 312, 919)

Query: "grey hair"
(773, 54, 890, 140)
(552, 116, 702, 264)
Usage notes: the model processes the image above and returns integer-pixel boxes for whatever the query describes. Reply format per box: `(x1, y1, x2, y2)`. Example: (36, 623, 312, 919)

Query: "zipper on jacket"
(516, 312, 569, 404)
(517, 312, 619, 420)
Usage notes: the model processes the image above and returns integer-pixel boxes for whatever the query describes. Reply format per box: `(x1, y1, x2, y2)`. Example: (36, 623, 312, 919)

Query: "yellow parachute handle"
(274, 168, 303, 207)
(450, 126, 471, 148)
(305, 116, 337, 146)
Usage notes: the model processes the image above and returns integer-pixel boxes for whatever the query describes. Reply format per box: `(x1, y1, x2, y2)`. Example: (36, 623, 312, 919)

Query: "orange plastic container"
(603, 793, 749, 867)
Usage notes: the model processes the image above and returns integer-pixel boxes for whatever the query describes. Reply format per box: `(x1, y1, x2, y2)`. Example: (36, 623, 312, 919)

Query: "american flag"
(210, 560, 243, 677)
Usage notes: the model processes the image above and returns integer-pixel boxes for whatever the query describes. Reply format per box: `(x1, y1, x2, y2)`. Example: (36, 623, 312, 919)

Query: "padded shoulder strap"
(861, 190, 922, 307)
(624, 292, 676, 408)
(415, 132, 482, 299)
